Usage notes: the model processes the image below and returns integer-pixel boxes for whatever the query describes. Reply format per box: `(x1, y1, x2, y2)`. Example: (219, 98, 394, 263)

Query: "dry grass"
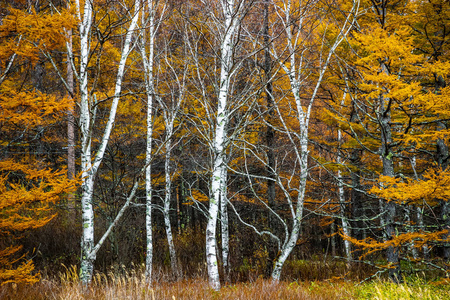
(0, 265, 354, 300)
(2, 265, 448, 299)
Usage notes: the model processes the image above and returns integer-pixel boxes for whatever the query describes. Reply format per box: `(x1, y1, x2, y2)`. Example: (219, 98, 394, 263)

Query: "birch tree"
(206, 0, 241, 289)
(157, 30, 187, 278)
(337, 93, 352, 264)
(180, 0, 263, 287)
(70, 0, 142, 283)
(139, 0, 155, 283)
(266, 0, 358, 281)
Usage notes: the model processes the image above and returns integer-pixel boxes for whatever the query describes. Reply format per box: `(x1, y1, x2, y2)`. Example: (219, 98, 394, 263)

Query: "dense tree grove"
(1, 0, 450, 289)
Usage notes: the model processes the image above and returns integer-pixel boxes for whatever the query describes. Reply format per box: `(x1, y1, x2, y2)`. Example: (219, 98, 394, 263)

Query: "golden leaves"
(0, 86, 70, 127)
(371, 169, 450, 205)
(0, 160, 78, 284)
(0, 160, 77, 233)
(0, 7, 76, 63)
(0, 246, 39, 285)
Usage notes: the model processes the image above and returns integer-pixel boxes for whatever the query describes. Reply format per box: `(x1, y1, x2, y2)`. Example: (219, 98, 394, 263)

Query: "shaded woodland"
(1, 0, 450, 290)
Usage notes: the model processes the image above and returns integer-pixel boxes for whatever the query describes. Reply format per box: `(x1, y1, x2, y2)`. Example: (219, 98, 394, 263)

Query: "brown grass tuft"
(0, 267, 354, 300)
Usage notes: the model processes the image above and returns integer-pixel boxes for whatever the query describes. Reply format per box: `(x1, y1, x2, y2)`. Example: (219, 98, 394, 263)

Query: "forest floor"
(1, 268, 449, 300)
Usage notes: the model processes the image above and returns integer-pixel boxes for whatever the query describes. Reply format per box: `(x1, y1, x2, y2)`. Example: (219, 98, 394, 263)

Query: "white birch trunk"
(66, 22, 76, 217)
(145, 97, 153, 283)
(220, 164, 230, 281)
(78, 0, 95, 283)
(76, 0, 141, 283)
(270, 0, 357, 282)
(271, 130, 307, 281)
(206, 0, 238, 290)
(337, 127, 352, 263)
(140, 0, 157, 283)
(159, 41, 187, 279)
(338, 168, 352, 263)
(163, 129, 179, 278)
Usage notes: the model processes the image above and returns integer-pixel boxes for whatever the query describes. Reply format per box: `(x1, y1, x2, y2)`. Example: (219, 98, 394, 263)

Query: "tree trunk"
(338, 169, 352, 263)
(140, 0, 157, 283)
(350, 149, 364, 240)
(77, 0, 140, 283)
(66, 25, 76, 218)
(206, 0, 238, 290)
(164, 133, 179, 278)
(380, 61, 401, 283)
(78, 0, 94, 283)
(337, 106, 352, 264)
(436, 124, 450, 262)
(220, 165, 230, 282)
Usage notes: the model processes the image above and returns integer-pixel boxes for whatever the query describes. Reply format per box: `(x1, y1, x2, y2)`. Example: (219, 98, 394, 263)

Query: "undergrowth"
(353, 276, 450, 300)
(0, 265, 449, 299)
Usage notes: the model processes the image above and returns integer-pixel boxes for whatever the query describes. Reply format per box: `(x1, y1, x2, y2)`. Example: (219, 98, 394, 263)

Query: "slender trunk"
(66, 26, 76, 217)
(78, 0, 140, 283)
(380, 62, 400, 283)
(78, 0, 94, 283)
(436, 124, 450, 262)
(80, 175, 95, 283)
(164, 133, 179, 278)
(271, 133, 307, 281)
(220, 165, 229, 281)
(338, 169, 352, 262)
(206, 0, 237, 290)
(413, 206, 428, 259)
(145, 87, 153, 282)
(145, 107, 153, 282)
(433, 71, 449, 262)
(141, 0, 156, 282)
(207, 156, 224, 290)
(263, 0, 276, 228)
(337, 127, 352, 263)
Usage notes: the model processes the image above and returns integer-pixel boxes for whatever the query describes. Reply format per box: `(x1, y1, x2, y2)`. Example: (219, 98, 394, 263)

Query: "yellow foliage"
(371, 169, 450, 205)
(0, 246, 39, 285)
(342, 229, 450, 259)
(187, 189, 209, 203)
(0, 86, 70, 127)
(0, 160, 77, 284)
(0, 7, 76, 63)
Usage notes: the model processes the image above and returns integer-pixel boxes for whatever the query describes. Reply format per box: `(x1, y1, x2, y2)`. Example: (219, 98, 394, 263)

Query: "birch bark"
(163, 126, 179, 278)
(337, 92, 352, 263)
(337, 131, 352, 263)
(66, 22, 76, 217)
(220, 164, 230, 281)
(206, 0, 239, 290)
(270, 0, 357, 281)
(75, 0, 141, 283)
(77, 0, 94, 283)
(139, 0, 158, 283)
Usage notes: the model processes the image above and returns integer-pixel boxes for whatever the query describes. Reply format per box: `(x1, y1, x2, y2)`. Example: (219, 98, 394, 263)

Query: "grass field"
(1, 265, 449, 300)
